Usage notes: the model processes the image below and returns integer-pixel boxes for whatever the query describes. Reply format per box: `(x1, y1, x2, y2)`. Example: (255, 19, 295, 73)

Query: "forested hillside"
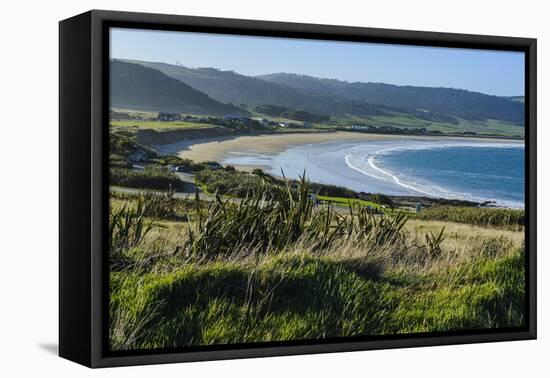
(111, 60, 247, 116)
(259, 73, 524, 124)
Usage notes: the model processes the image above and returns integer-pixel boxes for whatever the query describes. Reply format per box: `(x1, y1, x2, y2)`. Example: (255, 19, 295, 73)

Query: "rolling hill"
(115, 60, 524, 131)
(120, 60, 403, 118)
(258, 73, 524, 124)
(110, 60, 246, 116)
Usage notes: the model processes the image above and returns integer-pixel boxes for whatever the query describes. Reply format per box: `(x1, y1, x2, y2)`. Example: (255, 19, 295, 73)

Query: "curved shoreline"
(154, 131, 524, 208)
(155, 131, 522, 165)
(343, 141, 525, 207)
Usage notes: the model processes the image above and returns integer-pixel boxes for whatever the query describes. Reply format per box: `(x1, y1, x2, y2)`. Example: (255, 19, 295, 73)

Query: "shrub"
(361, 193, 396, 209)
(251, 168, 264, 176)
(159, 155, 207, 172)
(309, 182, 357, 198)
(110, 166, 181, 190)
(109, 154, 132, 168)
(109, 130, 158, 160)
(196, 169, 267, 197)
(196, 169, 358, 199)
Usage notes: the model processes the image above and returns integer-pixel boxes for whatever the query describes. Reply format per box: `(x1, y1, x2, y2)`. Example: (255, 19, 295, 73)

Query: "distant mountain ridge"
(121, 60, 306, 108)
(121, 59, 398, 119)
(116, 59, 523, 126)
(258, 73, 524, 124)
(110, 60, 246, 116)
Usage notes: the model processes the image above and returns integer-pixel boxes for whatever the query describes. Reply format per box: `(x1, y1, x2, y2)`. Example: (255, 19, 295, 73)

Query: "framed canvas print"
(59, 10, 536, 368)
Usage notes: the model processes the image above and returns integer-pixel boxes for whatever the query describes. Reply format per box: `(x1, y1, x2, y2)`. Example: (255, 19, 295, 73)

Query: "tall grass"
(108, 190, 191, 269)
(109, 198, 153, 270)
(412, 205, 524, 230)
(185, 175, 414, 259)
(108, 175, 525, 351)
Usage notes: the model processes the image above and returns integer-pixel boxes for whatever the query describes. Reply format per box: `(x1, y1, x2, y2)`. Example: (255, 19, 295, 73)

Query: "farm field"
(111, 108, 524, 140)
(336, 113, 524, 138)
(110, 120, 217, 130)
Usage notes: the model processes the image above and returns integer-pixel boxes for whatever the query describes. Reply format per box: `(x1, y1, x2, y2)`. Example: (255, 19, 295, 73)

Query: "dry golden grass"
(109, 189, 525, 350)
(121, 214, 522, 280)
(406, 218, 523, 251)
(109, 189, 523, 280)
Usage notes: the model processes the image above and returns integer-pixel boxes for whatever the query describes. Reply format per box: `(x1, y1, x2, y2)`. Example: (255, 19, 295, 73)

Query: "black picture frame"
(59, 9, 537, 368)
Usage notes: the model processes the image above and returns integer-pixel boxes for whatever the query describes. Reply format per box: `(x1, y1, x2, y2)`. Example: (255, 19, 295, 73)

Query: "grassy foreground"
(108, 178, 525, 351)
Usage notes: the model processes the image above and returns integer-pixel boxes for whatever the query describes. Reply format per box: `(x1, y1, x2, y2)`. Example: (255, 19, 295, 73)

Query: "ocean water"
(223, 139, 525, 208)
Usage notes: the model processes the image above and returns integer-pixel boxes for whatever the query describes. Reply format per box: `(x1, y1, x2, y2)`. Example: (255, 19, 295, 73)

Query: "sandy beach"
(155, 131, 522, 169)
(156, 132, 398, 167)
(154, 131, 524, 206)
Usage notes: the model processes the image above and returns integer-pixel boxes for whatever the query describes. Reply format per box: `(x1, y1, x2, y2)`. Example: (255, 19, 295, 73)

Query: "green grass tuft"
(110, 249, 524, 350)
(108, 175, 525, 351)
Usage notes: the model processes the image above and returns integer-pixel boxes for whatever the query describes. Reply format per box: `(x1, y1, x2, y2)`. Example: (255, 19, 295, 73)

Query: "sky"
(110, 28, 525, 97)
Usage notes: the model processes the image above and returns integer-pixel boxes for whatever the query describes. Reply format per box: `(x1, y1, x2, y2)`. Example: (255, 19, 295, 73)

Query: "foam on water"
(223, 139, 525, 208)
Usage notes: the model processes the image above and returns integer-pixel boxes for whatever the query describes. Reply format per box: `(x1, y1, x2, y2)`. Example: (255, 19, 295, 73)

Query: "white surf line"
(364, 155, 520, 206)
(366, 155, 436, 197)
(345, 150, 431, 196)
(373, 140, 524, 155)
(346, 140, 524, 197)
(344, 153, 386, 181)
(366, 141, 525, 200)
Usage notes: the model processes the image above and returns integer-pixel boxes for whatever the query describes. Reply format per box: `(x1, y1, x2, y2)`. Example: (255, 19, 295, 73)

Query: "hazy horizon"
(110, 28, 525, 97)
